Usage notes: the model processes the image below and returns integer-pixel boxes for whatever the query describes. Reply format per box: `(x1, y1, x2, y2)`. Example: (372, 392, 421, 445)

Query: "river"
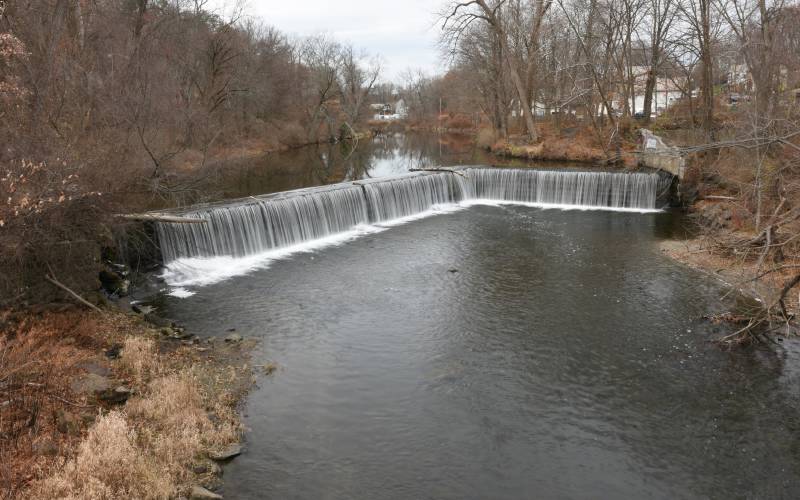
(154, 133, 800, 499)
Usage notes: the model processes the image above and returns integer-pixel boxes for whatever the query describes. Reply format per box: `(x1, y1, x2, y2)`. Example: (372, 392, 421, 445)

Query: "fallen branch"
(704, 195, 738, 201)
(44, 274, 103, 314)
(776, 273, 800, 320)
(118, 214, 207, 224)
(48, 393, 96, 409)
(409, 168, 467, 178)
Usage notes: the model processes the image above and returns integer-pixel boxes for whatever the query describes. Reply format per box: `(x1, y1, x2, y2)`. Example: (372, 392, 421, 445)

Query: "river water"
(156, 134, 800, 499)
(202, 132, 563, 201)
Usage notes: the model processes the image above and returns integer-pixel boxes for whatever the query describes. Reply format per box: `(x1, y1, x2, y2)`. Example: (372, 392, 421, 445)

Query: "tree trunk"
(700, 0, 714, 139)
(504, 45, 538, 142)
(476, 0, 538, 142)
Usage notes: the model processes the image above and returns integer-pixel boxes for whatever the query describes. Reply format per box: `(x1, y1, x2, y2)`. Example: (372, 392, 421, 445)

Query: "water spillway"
(156, 184, 369, 262)
(362, 172, 467, 222)
(155, 168, 670, 263)
(469, 169, 662, 209)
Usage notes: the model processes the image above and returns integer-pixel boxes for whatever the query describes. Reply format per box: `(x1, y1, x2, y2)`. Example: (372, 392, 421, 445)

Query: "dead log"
(118, 214, 207, 224)
(409, 168, 467, 178)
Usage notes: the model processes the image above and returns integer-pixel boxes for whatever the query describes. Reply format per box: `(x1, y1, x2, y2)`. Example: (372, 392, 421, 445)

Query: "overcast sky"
(231, 0, 448, 82)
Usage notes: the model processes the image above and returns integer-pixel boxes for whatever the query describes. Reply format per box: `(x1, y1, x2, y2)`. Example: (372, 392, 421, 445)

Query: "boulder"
(192, 461, 222, 476)
(98, 386, 132, 404)
(105, 344, 123, 359)
(224, 333, 243, 343)
(98, 270, 129, 297)
(70, 373, 112, 396)
(208, 443, 242, 461)
(190, 485, 223, 500)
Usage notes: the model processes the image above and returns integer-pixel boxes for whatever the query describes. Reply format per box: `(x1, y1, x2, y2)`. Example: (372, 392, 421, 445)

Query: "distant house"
(395, 99, 408, 119)
(372, 100, 407, 121)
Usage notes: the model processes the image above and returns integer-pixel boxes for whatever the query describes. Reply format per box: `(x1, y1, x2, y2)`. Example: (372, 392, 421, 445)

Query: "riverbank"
(489, 139, 637, 166)
(659, 216, 800, 339)
(389, 119, 642, 167)
(0, 306, 257, 499)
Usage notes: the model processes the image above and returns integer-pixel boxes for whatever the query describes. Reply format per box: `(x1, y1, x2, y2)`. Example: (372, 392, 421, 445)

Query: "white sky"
(230, 0, 448, 82)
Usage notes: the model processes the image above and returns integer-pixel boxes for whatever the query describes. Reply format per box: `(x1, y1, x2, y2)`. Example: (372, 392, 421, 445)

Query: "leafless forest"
(0, 0, 382, 302)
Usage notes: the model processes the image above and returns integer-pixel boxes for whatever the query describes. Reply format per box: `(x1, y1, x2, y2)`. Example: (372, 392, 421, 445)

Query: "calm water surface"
(159, 204, 800, 499)
(201, 132, 572, 201)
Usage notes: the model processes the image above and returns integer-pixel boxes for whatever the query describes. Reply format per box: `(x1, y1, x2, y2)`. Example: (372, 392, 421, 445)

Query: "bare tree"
(442, 0, 541, 141)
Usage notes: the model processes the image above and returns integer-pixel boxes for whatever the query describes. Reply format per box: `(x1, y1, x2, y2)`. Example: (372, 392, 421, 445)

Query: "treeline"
(0, 0, 380, 303)
(427, 0, 800, 143)
(1, 0, 381, 191)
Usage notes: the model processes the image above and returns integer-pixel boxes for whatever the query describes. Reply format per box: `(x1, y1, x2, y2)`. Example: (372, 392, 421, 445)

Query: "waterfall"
(156, 168, 668, 263)
(468, 169, 663, 209)
(156, 184, 368, 262)
(361, 173, 466, 222)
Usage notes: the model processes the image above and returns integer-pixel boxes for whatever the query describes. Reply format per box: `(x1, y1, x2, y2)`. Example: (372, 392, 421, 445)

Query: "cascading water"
(156, 168, 670, 265)
(156, 184, 369, 262)
(468, 169, 663, 209)
(361, 173, 467, 222)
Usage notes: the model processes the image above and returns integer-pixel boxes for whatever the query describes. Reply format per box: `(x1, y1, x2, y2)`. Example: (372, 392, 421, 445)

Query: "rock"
(132, 304, 155, 315)
(33, 439, 59, 456)
(190, 485, 223, 500)
(192, 461, 222, 476)
(56, 410, 81, 435)
(145, 313, 173, 329)
(224, 333, 242, 343)
(208, 443, 242, 461)
(174, 330, 194, 340)
(76, 361, 112, 377)
(98, 386, 132, 404)
(99, 270, 129, 297)
(105, 344, 123, 359)
(193, 464, 209, 475)
(448, 268, 459, 273)
(70, 373, 112, 396)
(261, 362, 278, 375)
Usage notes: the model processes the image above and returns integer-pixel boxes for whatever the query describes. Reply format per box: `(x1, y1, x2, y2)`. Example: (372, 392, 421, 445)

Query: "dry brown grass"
(30, 369, 241, 500)
(29, 411, 173, 500)
(0, 311, 106, 497)
(2, 310, 248, 499)
(119, 337, 159, 387)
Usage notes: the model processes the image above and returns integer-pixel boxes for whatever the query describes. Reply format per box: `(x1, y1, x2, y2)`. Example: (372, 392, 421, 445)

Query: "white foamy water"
(162, 224, 387, 289)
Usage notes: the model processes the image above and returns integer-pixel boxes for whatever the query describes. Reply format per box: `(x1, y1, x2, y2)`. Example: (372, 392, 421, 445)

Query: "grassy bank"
(0, 307, 256, 499)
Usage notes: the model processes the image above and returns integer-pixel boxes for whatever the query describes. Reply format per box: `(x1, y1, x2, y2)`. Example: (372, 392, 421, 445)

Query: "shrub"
(476, 128, 497, 149)
(444, 115, 473, 130)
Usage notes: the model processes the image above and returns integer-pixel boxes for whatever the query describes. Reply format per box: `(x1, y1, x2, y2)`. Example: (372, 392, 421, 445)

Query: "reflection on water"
(207, 133, 545, 201)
